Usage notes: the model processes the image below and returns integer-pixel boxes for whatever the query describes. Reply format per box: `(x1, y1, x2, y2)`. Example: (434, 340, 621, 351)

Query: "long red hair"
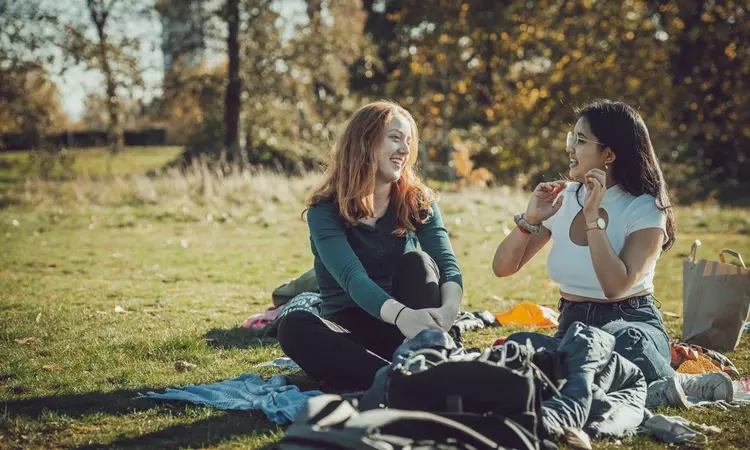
(307, 100, 435, 236)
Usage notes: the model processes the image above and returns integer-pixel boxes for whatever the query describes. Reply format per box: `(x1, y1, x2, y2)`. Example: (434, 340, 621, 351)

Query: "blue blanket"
(142, 374, 323, 424)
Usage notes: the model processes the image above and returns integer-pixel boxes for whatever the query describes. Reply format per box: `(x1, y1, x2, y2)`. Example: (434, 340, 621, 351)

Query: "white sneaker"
(675, 371, 734, 403)
(646, 377, 689, 409)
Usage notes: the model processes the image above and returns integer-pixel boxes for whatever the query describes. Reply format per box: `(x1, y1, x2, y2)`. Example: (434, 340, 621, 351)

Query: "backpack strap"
(344, 409, 500, 449)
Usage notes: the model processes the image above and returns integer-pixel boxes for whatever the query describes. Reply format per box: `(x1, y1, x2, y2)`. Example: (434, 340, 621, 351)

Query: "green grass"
(0, 159, 749, 448)
(0, 146, 184, 192)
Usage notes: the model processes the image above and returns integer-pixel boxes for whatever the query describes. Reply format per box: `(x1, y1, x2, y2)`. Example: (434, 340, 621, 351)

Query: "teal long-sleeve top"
(306, 199, 463, 318)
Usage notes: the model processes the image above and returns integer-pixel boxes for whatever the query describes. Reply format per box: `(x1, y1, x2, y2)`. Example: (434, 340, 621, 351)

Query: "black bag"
(385, 344, 557, 450)
(271, 394, 537, 450)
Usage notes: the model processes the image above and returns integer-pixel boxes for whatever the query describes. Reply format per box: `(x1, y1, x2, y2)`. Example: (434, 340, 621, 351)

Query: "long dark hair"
(575, 100, 676, 251)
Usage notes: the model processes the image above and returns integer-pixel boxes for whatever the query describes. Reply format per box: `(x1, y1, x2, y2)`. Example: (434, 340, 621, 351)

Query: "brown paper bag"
(682, 240, 750, 351)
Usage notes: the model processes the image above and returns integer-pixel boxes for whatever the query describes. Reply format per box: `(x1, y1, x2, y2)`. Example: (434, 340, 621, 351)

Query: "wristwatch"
(586, 217, 606, 232)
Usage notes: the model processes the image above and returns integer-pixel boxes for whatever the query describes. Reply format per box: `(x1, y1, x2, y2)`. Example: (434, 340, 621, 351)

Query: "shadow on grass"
(73, 412, 280, 450)
(204, 326, 277, 350)
(2, 388, 156, 419)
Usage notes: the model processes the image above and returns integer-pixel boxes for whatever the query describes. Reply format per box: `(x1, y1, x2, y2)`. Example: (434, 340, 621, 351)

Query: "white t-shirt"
(542, 182, 668, 299)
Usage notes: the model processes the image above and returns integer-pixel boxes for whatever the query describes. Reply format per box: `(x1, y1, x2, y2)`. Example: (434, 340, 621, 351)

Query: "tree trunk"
(224, 0, 241, 161)
(89, 0, 124, 154)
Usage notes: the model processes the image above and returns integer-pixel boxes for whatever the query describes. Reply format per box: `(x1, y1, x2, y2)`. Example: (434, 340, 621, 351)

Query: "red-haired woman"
(278, 101, 463, 391)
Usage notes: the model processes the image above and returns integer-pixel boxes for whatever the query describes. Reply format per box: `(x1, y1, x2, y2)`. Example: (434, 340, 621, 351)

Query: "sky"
(52, 0, 307, 122)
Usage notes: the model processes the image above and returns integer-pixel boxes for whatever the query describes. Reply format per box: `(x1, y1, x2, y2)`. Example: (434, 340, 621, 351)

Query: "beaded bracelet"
(514, 213, 542, 234)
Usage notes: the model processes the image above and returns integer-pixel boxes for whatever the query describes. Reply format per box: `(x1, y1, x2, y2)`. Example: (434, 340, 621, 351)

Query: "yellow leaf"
(15, 337, 36, 344)
(725, 42, 737, 59)
(626, 77, 641, 89)
(42, 363, 62, 372)
(174, 360, 197, 372)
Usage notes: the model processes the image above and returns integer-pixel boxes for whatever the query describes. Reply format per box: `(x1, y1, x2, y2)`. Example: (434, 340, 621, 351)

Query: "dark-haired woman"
(491, 100, 732, 409)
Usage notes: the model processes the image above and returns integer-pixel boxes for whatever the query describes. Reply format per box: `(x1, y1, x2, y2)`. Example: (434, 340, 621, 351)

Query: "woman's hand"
(525, 181, 566, 224)
(424, 304, 459, 333)
(395, 308, 442, 339)
(583, 169, 606, 221)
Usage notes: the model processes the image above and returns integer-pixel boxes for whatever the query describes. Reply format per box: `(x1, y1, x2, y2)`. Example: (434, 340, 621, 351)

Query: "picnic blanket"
(141, 374, 323, 424)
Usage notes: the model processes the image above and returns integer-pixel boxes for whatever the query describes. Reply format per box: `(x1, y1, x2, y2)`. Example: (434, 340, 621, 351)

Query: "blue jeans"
(508, 294, 674, 383)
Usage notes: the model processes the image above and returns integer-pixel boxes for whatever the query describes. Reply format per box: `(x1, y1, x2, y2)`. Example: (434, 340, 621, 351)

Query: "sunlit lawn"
(1, 148, 749, 449)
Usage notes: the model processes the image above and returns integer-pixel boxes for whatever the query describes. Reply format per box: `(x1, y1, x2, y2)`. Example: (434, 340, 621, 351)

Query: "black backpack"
(271, 394, 537, 450)
(383, 343, 557, 450)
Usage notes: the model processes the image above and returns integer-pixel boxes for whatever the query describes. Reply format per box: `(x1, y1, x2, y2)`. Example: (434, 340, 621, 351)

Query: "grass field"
(0, 146, 184, 193)
(1, 147, 749, 449)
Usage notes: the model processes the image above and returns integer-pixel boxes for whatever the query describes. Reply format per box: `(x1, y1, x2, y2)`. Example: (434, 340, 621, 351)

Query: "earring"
(605, 163, 609, 170)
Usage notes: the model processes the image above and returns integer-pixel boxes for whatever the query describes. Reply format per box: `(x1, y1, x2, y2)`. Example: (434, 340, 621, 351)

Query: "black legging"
(277, 250, 442, 390)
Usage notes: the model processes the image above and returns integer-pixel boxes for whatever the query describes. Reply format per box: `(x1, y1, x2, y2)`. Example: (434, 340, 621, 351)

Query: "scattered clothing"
(448, 310, 498, 341)
(534, 323, 647, 439)
(272, 269, 319, 308)
(263, 292, 322, 338)
(733, 377, 750, 403)
(670, 342, 739, 377)
(255, 357, 301, 370)
(141, 374, 322, 424)
(495, 301, 559, 328)
(639, 413, 718, 445)
(510, 295, 674, 384)
(363, 323, 648, 440)
(241, 306, 282, 329)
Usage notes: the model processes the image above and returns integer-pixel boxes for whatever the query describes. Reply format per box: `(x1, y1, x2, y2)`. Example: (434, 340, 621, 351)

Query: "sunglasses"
(566, 131, 604, 148)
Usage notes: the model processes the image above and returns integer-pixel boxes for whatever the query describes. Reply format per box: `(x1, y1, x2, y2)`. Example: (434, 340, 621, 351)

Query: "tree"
(223, 0, 241, 158)
(0, 0, 68, 143)
(0, 69, 69, 136)
(175, 0, 373, 171)
(658, 0, 750, 202)
(61, 0, 148, 153)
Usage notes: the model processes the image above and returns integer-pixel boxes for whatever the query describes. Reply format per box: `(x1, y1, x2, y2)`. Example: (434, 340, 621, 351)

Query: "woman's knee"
(392, 251, 441, 309)
(395, 250, 438, 277)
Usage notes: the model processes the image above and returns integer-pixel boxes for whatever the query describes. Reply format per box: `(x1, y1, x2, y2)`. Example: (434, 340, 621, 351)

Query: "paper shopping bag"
(682, 240, 750, 351)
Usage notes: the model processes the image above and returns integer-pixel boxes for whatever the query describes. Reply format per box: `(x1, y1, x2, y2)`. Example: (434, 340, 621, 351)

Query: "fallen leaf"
(11, 219, 19, 227)
(35, 313, 42, 323)
(114, 305, 130, 314)
(662, 311, 681, 319)
(42, 363, 62, 372)
(174, 360, 197, 372)
(14, 337, 36, 344)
